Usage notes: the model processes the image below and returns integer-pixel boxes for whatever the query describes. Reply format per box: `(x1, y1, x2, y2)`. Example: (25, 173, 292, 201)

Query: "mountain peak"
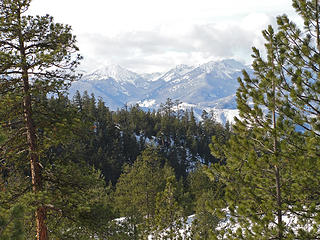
(83, 65, 141, 84)
(159, 64, 194, 82)
(198, 59, 245, 73)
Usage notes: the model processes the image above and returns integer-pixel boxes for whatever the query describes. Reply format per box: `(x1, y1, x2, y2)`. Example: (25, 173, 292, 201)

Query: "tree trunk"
(18, 12, 48, 240)
(272, 62, 282, 239)
(275, 165, 282, 240)
(22, 66, 48, 240)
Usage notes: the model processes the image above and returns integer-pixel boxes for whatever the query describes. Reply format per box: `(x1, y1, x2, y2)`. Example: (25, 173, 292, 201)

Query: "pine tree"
(114, 147, 174, 239)
(188, 164, 221, 240)
(208, 0, 320, 239)
(153, 175, 185, 240)
(0, 0, 81, 239)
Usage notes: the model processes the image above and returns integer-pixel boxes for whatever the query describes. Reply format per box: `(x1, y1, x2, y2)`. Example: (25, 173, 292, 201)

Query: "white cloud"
(77, 22, 259, 73)
(28, 0, 297, 73)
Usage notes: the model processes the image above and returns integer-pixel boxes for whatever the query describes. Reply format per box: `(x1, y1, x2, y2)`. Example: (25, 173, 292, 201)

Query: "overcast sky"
(28, 0, 297, 73)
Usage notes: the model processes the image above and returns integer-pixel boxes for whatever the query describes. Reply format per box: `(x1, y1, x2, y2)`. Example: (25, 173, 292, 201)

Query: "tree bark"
(22, 58, 48, 240)
(18, 10, 48, 240)
(275, 165, 282, 240)
(272, 59, 282, 240)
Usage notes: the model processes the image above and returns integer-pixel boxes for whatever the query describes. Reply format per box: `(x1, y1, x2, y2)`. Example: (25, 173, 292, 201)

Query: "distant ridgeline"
(69, 59, 252, 124)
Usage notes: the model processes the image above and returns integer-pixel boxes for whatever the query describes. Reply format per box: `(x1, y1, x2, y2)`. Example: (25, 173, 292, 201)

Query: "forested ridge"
(69, 92, 230, 184)
(1, 89, 230, 239)
(1, 0, 320, 239)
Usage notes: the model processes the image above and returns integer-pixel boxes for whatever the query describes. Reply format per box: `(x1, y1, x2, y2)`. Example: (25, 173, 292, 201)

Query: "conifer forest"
(1, 0, 320, 239)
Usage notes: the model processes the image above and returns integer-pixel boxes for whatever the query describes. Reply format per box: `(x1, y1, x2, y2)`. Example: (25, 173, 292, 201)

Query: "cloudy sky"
(28, 0, 297, 73)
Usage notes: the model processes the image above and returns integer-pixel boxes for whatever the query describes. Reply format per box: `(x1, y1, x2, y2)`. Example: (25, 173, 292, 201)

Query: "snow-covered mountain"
(69, 59, 252, 124)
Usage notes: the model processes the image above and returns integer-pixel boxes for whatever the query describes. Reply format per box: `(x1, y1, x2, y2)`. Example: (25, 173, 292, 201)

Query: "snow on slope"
(69, 59, 250, 124)
(159, 64, 195, 82)
(112, 211, 318, 239)
(84, 65, 141, 84)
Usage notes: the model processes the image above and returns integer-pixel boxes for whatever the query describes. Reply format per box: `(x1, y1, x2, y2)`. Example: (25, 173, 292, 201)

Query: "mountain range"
(69, 59, 252, 123)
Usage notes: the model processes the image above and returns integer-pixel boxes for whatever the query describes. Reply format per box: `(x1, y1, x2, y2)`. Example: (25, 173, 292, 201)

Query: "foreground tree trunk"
(0, 0, 81, 238)
(272, 56, 282, 240)
(22, 81, 48, 240)
(17, 7, 48, 240)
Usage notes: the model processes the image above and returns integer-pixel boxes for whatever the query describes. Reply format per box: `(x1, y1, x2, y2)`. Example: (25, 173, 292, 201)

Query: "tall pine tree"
(209, 0, 320, 239)
(0, 0, 81, 239)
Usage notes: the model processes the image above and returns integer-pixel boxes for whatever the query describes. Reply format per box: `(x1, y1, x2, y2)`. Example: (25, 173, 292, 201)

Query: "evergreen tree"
(160, 98, 175, 117)
(39, 96, 116, 239)
(114, 146, 175, 239)
(0, 1, 105, 239)
(198, 110, 226, 165)
(189, 165, 221, 240)
(153, 175, 186, 240)
(208, 1, 320, 239)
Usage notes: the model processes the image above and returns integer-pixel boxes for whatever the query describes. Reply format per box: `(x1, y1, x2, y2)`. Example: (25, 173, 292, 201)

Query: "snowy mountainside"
(69, 59, 252, 123)
(84, 65, 140, 84)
